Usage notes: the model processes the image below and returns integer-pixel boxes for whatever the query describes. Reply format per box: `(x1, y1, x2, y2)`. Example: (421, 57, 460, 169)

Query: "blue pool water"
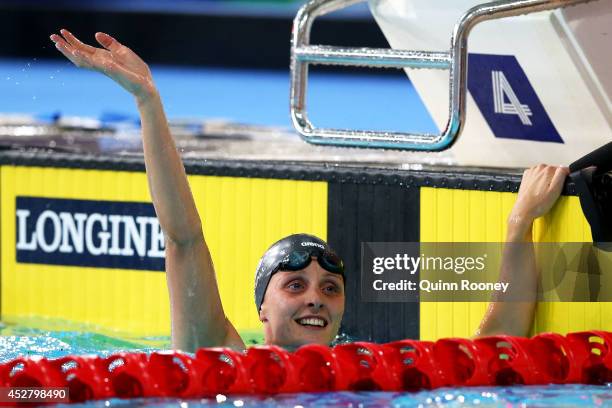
(1, 320, 611, 407)
(0, 58, 437, 134)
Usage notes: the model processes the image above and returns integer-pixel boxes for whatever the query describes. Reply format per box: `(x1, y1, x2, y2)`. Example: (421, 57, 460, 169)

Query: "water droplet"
(49, 76, 54, 79)
(15, 82, 20, 86)
(5, 76, 10, 80)
(32, 96, 37, 100)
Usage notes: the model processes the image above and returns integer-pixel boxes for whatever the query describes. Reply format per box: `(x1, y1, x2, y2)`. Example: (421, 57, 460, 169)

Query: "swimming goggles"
(277, 248, 345, 276)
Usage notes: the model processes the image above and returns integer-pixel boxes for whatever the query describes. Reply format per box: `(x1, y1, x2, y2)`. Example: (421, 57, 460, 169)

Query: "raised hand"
(50, 29, 156, 100)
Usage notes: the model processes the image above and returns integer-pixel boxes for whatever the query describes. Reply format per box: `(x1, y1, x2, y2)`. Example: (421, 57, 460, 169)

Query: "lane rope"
(1, 330, 610, 403)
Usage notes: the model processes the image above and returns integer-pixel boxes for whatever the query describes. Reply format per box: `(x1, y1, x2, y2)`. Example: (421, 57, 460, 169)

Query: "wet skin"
(259, 257, 345, 348)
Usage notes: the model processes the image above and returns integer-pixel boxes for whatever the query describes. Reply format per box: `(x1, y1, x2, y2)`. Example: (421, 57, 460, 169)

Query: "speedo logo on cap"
(301, 242, 325, 249)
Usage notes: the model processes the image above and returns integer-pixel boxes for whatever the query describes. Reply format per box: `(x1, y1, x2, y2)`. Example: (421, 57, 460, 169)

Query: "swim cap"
(254, 234, 345, 311)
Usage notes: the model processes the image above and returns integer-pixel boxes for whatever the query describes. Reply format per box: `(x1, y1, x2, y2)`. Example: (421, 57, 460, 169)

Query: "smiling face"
(258, 257, 345, 348)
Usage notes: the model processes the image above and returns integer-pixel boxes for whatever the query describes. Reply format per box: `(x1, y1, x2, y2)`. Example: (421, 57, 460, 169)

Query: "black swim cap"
(254, 234, 344, 311)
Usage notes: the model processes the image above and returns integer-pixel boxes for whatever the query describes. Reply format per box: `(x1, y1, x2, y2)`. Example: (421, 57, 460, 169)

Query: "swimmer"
(49, 29, 344, 351)
(49, 30, 568, 350)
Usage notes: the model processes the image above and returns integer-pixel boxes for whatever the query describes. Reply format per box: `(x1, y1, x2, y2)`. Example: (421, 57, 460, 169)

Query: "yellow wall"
(3, 166, 608, 341)
(0, 166, 327, 337)
(419, 187, 610, 340)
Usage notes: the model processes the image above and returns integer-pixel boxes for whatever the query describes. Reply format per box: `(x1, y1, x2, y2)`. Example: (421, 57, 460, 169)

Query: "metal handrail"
(289, 0, 595, 151)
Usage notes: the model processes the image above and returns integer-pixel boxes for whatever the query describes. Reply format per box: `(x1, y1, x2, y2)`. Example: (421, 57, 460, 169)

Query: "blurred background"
(0, 0, 435, 132)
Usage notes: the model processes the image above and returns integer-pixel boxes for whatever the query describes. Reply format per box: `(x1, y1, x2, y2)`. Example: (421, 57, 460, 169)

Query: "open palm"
(50, 29, 155, 99)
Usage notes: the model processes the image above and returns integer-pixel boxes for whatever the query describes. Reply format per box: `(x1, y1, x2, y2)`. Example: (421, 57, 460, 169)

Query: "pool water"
(0, 319, 167, 361)
(1, 319, 611, 407)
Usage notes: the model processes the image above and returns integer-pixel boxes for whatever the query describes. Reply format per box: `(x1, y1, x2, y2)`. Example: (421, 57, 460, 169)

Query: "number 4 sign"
(468, 53, 563, 143)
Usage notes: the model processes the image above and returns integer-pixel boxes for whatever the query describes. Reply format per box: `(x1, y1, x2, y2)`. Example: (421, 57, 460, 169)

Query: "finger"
(51, 39, 74, 61)
(72, 49, 98, 69)
(548, 166, 569, 194)
(95, 32, 123, 54)
(51, 35, 91, 68)
(50, 34, 71, 51)
(545, 165, 557, 177)
(59, 29, 98, 55)
(522, 167, 533, 179)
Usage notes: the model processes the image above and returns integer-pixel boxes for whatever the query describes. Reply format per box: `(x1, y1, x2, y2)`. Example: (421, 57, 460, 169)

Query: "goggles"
(276, 248, 345, 277)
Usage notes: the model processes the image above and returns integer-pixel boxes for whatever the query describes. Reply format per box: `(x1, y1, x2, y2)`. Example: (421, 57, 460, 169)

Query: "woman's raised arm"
(51, 30, 245, 351)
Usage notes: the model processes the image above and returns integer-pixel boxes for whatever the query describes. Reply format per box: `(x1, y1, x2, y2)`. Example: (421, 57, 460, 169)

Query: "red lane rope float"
(0, 331, 610, 404)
